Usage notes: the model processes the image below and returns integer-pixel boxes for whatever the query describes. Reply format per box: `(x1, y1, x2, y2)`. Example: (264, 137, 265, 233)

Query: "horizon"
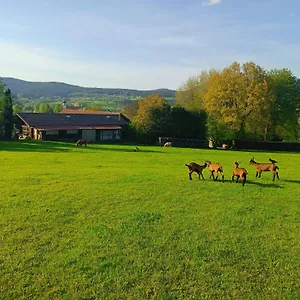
(1, 76, 175, 91)
(1, 0, 300, 90)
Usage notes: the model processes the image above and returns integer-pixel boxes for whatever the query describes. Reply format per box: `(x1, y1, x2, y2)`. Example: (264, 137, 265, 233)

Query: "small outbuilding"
(16, 112, 130, 142)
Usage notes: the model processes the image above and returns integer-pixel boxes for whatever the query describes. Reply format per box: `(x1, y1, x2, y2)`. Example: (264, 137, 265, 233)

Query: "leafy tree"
(13, 104, 22, 115)
(169, 106, 207, 139)
(133, 94, 171, 143)
(176, 70, 217, 112)
(53, 103, 63, 113)
(268, 69, 300, 141)
(0, 82, 5, 136)
(122, 100, 139, 120)
(0, 89, 14, 139)
(34, 103, 53, 113)
(204, 62, 272, 140)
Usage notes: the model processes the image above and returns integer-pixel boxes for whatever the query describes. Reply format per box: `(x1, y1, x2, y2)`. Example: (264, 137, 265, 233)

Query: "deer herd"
(185, 158, 279, 186)
(75, 139, 279, 186)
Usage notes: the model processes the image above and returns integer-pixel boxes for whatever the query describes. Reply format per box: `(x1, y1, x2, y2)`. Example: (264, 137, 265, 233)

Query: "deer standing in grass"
(249, 158, 279, 181)
(185, 162, 208, 180)
(232, 162, 248, 186)
(206, 161, 225, 182)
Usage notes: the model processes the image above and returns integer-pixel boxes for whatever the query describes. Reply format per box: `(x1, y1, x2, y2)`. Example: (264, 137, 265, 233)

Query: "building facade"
(16, 112, 130, 142)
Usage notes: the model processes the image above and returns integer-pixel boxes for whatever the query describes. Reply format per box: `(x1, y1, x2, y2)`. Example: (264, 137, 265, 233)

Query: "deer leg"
(215, 172, 219, 181)
(236, 175, 240, 183)
(242, 177, 246, 186)
(221, 173, 224, 182)
(189, 171, 193, 180)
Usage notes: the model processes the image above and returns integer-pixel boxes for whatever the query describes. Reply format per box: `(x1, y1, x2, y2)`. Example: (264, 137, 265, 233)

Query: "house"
(16, 112, 130, 142)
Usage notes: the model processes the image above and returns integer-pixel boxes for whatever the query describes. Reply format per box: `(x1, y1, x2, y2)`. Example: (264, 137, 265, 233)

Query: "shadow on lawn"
(209, 178, 283, 188)
(0, 140, 72, 152)
(246, 180, 283, 188)
(281, 179, 300, 184)
(0, 140, 164, 154)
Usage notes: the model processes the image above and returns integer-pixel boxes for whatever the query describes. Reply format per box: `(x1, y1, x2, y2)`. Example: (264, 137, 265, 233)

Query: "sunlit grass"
(0, 141, 299, 299)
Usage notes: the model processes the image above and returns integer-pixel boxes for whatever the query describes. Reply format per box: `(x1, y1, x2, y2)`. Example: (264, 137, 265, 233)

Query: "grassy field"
(0, 141, 299, 299)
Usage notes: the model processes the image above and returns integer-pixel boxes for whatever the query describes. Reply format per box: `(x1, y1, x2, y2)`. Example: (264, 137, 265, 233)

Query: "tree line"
(176, 62, 300, 143)
(124, 62, 299, 144)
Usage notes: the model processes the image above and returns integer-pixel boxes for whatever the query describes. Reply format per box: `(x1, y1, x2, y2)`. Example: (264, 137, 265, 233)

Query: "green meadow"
(0, 141, 299, 299)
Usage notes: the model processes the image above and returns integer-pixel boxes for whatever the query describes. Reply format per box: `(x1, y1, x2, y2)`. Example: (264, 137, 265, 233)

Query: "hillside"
(1, 77, 176, 99)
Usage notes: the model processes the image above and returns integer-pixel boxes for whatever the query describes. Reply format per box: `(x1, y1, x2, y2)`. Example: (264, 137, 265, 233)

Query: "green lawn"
(0, 141, 299, 299)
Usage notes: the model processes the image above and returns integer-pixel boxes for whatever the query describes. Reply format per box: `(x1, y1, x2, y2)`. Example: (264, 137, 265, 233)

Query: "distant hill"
(1, 77, 176, 99)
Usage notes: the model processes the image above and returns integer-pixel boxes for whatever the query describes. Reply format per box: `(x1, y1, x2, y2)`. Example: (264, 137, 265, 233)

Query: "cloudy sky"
(1, 0, 299, 89)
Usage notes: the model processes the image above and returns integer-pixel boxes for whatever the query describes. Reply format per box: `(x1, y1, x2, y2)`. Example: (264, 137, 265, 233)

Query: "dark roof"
(17, 113, 129, 128)
(37, 125, 122, 131)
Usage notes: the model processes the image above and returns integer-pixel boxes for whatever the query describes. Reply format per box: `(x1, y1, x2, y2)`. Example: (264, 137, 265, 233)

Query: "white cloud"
(202, 0, 222, 6)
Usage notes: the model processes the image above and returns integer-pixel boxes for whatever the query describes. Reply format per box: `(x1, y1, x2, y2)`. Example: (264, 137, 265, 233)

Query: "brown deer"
(205, 161, 225, 182)
(185, 162, 208, 180)
(249, 158, 279, 181)
(232, 162, 248, 186)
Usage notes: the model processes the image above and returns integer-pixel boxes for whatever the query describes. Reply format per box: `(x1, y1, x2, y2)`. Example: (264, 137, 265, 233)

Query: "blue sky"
(1, 0, 299, 89)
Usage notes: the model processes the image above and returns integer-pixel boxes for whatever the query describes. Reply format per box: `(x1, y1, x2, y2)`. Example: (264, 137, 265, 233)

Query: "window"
(46, 130, 58, 135)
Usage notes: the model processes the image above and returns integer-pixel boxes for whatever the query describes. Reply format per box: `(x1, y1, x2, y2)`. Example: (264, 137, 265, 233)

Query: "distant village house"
(16, 109, 130, 142)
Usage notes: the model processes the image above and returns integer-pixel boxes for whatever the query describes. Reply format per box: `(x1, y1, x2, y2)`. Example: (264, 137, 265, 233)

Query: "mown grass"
(0, 141, 299, 299)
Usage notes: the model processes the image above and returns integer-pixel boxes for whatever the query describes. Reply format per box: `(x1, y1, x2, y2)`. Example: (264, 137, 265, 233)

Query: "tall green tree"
(169, 106, 207, 139)
(53, 103, 63, 113)
(268, 69, 300, 141)
(0, 82, 5, 137)
(34, 103, 53, 113)
(1, 89, 14, 139)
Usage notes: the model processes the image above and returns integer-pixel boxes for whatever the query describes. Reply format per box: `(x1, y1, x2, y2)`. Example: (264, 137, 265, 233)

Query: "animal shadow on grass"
(246, 180, 283, 189)
(0, 140, 72, 153)
(0, 141, 165, 154)
(91, 146, 165, 154)
(281, 179, 300, 184)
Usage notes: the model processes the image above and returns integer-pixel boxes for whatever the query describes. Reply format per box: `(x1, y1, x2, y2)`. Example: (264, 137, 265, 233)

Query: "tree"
(169, 106, 207, 139)
(0, 82, 5, 137)
(13, 104, 22, 115)
(203, 62, 273, 141)
(1, 89, 14, 139)
(53, 103, 63, 113)
(122, 100, 139, 120)
(268, 69, 300, 141)
(175, 69, 217, 112)
(34, 103, 53, 113)
(133, 94, 171, 143)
